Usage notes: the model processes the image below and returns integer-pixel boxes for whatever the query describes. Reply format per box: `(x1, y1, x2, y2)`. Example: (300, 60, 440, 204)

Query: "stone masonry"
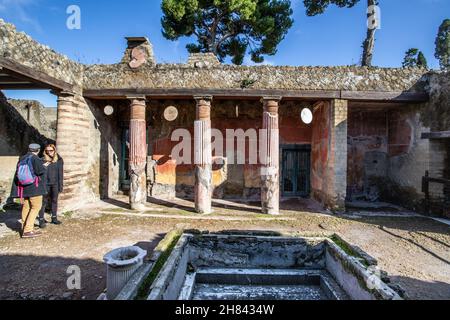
(1, 18, 449, 214)
(330, 99, 348, 210)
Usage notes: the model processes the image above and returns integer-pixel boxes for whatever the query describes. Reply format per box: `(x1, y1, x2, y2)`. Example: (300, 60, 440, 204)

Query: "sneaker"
(22, 231, 42, 239)
(51, 218, 62, 225)
(39, 219, 47, 229)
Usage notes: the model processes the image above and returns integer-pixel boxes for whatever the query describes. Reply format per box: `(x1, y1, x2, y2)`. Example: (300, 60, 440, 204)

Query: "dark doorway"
(119, 126, 151, 192)
(119, 127, 130, 191)
(281, 145, 311, 197)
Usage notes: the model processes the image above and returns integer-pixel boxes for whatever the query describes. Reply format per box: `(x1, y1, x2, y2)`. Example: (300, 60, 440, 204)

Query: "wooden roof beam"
(0, 57, 74, 91)
(421, 131, 450, 139)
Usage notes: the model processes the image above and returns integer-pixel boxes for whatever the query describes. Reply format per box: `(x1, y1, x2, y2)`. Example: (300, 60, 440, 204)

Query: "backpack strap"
(17, 185, 24, 204)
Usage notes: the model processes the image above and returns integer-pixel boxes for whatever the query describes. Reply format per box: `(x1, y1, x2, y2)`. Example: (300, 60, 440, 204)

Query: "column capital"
(261, 96, 282, 103)
(127, 95, 147, 104)
(195, 95, 212, 121)
(55, 91, 76, 104)
(194, 95, 213, 103)
(261, 96, 281, 115)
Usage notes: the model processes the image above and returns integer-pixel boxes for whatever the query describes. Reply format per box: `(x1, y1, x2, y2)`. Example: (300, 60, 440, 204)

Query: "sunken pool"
(143, 232, 401, 301)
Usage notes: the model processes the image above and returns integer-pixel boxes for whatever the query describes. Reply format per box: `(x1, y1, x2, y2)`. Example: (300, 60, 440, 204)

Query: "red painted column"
(128, 96, 147, 210)
(194, 95, 213, 214)
(261, 97, 281, 215)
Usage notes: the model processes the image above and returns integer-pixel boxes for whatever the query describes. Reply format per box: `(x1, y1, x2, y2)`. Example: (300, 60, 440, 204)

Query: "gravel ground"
(0, 199, 449, 300)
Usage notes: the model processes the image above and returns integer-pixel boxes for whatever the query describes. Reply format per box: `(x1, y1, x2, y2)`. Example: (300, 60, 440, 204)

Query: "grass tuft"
(135, 229, 183, 300)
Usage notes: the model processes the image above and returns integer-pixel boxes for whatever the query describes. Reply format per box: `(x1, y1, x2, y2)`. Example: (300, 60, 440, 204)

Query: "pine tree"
(435, 19, 450, 71)
(161, 0, 294, 65)
(402, 48, 428, 69)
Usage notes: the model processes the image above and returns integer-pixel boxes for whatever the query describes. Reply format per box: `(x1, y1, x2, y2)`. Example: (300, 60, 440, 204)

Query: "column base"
(130, 202, 146, 211)
(195, 207, 213, 215)
(261, 208, 280, 215)
(195, 165, 212, 215)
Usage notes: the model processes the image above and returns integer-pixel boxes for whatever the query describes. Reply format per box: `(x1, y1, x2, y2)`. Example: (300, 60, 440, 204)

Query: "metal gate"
(281, 145, 311, 197)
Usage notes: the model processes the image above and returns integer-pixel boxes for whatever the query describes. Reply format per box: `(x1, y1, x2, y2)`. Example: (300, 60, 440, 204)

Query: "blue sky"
(1, 0, 448, 107)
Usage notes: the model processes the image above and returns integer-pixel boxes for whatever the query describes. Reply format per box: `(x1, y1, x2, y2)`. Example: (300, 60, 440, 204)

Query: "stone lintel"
(261, 96, 282, 102)
(194, 95, 213, 103)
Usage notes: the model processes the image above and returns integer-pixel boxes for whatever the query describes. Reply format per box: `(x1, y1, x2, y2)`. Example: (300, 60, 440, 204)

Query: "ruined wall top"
(0, 19, 433, 94)
(83, 63, 430, 93)
(0, 19, 83, 87)
(187, 53, 221, 68)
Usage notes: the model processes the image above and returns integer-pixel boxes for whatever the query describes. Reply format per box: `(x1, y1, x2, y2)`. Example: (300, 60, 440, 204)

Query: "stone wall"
(1, 20, 448, 214)
(56, 93, 102, 211)
(347, 108, 388, 199)
(346, 95, 449, 214)
(347, 105, 425, 208)
(84, 62, 430, 92)
(311, 100, 348, 211)
(0, 92, 55, 205)
(7, 99, 57, 140)
(385, 106, 447, 213)
(2, 17, 430, 93)
(0, 19, 83, 86)
(145, 99, 313, 200)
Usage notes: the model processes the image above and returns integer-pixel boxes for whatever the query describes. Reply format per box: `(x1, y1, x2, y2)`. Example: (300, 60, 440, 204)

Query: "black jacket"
(42, 155, 64, 193)
(10, 152, 47, 198)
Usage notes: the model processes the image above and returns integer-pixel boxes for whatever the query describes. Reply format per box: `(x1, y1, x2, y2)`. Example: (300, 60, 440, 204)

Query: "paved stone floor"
(0, 196, 449, 300)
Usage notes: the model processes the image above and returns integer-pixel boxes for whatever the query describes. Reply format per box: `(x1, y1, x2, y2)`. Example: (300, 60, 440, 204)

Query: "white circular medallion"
(301, 108, 313, 124)
(104, 105, 114, 116)
(164, 106, 178, 122)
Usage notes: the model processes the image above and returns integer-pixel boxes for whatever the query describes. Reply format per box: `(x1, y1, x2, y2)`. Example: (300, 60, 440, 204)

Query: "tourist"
(11, 143, 47, 238)
(38, 144, 64, 228)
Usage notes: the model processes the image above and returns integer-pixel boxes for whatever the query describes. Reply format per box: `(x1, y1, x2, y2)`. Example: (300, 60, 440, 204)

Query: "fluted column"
(128, 96, 147, 210)
(261, 97, 281, 215)
(194, 95, 213, 214)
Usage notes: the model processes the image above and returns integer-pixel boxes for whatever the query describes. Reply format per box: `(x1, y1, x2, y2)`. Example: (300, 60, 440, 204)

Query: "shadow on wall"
(87, 100, 124, 200)
(0, 92, 55, 156)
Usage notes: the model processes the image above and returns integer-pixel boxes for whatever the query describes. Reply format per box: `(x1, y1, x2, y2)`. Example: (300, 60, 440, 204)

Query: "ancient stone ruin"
(0, 18, 449, 217)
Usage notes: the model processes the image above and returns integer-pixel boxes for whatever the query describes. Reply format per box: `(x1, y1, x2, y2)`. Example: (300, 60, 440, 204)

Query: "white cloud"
(0, 0, 42, 32)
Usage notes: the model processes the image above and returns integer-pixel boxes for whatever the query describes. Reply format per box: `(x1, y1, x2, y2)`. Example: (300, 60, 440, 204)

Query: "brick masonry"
(311, 100, 348, 211)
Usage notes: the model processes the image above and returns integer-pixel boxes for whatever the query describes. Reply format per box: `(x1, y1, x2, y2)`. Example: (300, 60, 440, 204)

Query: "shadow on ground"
(338, 214, 450, 236)
(0, 236, 164, 300)
(0, 207, 21, 234)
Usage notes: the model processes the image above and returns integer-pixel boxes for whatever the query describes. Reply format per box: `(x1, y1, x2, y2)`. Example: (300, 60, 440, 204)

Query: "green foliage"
(330, 234, 370, 267)
(303, 0, 358, 16)
(402, 48, 428, 68)
(417, 51, 428, 68)
(63, 211, 75, 218)
(240, 77, 257, 88)
(435, 19, 450, 71)
(161, 0, 294, 64)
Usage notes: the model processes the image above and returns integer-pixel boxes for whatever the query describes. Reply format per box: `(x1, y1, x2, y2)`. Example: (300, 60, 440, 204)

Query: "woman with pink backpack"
(11, 143, 47, 239)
